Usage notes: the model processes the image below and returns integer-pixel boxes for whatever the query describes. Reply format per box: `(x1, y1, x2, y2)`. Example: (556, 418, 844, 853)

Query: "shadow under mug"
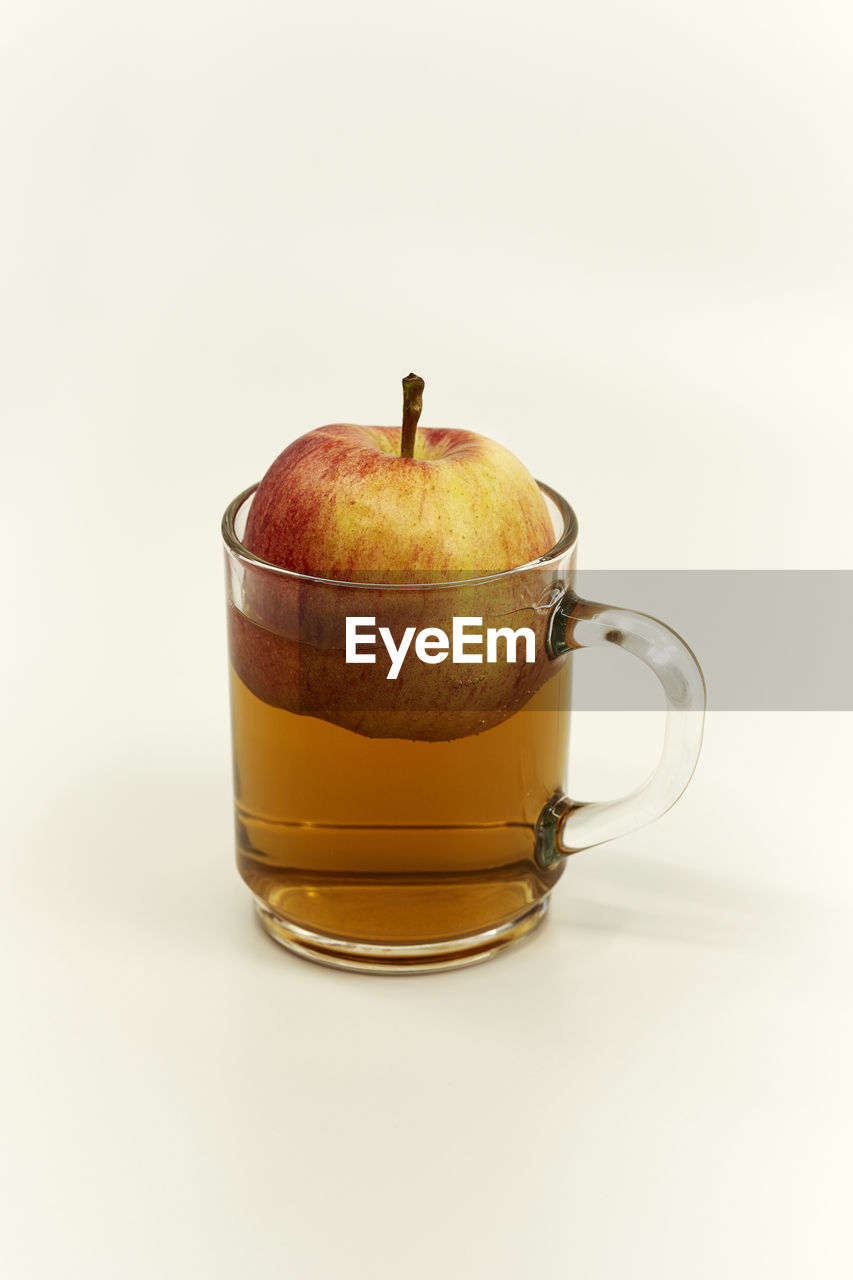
(223, 482, 706, 973)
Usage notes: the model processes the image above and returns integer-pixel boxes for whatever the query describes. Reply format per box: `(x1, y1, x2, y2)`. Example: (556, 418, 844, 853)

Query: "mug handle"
(534, 591, 707, 867)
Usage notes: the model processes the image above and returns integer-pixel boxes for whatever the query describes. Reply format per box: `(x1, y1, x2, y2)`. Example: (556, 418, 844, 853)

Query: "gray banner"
(251, 568, 853, 714)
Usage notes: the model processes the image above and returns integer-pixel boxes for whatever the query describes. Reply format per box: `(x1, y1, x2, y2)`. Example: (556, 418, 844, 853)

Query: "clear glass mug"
(223, 481, 705, 973)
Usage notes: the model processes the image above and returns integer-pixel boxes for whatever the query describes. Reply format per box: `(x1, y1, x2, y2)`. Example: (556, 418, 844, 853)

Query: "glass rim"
(221, 479, 578, 590)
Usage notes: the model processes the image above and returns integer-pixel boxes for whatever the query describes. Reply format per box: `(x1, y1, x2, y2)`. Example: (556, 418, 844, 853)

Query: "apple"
(242, 376, 554, 582)
(229, 375, 570, 740)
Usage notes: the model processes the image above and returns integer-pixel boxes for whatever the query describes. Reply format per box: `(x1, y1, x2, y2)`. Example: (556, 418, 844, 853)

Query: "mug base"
(253, 895, 550, 974)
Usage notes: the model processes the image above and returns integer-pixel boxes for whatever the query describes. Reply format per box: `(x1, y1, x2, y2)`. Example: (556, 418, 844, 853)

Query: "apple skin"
(242, 423, 555, 582)
(229, 423, 571, 741)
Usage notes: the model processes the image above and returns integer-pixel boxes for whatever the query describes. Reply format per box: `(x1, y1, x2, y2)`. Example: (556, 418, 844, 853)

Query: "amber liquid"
(230, 662, 571, 950)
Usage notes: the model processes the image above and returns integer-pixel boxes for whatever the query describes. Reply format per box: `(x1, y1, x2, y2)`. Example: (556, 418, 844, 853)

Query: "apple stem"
(400, 373, 425, 458)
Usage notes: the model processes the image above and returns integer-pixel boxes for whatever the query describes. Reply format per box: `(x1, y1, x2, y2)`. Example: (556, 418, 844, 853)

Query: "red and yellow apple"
(243, 431, 553, 583)
(228, 376, 570, 740)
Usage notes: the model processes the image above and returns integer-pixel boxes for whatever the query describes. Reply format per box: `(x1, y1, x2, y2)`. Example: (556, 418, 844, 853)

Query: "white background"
(3, 2, 852, 1277)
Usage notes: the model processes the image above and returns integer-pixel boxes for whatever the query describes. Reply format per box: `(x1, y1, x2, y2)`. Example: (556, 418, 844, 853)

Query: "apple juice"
(229, 659, 571, 953)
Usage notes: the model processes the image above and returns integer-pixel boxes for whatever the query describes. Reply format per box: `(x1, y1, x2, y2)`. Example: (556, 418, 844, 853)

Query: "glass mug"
(223, 481, 705, 973)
